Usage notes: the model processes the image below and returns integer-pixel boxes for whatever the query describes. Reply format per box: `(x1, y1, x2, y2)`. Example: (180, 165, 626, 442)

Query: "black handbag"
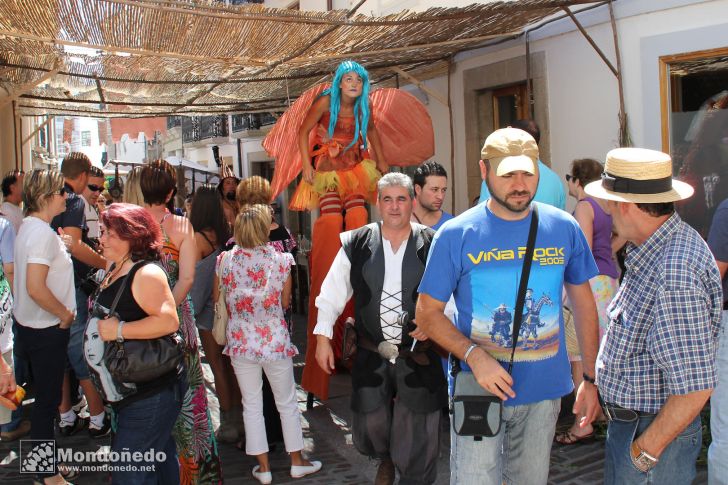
(451, 205, 539, 438)
(100, 262, 184, 384)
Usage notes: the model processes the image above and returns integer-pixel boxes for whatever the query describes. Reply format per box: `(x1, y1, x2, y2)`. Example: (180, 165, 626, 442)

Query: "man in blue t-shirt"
(416, 127, 600, 485)
(412, 161, 454, 231)
(480, 119, 566, 211)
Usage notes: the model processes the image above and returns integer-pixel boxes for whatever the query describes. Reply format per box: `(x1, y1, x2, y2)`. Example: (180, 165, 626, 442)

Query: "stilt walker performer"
(264, 60, 434, 400)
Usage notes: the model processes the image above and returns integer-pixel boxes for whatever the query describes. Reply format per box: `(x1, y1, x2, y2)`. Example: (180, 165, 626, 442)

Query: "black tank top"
(96, 261, 150, 322)
(94, 260, 179, 409)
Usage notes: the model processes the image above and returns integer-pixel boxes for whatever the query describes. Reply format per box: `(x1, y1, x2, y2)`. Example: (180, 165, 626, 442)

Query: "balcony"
(167, 116, 182, 130)
(199, 115, 229, 140)
(181, 115, 230, 147)
(181, 117, 200, 144)
(231, 112, 280, 137)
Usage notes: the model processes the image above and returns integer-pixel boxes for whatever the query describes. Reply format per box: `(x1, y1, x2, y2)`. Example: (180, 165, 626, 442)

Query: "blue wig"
(322, 60, 371, 152)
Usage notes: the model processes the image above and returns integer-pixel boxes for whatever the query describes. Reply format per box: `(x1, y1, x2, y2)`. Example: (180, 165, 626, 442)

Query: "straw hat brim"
(584, 178, 694, 203)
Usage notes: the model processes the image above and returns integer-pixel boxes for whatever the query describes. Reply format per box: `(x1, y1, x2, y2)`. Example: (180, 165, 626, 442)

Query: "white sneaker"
(290, 460, 322, 478)
(252, 465, 272, 484)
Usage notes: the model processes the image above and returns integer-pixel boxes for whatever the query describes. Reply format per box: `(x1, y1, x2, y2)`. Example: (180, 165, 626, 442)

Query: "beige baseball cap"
(481, 127, 539, 176)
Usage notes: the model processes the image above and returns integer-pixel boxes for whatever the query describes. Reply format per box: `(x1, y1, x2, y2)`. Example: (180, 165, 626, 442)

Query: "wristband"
(463, 344, 478, 365)
(116, 321, 125, 343)
(582, 372, 596, 384)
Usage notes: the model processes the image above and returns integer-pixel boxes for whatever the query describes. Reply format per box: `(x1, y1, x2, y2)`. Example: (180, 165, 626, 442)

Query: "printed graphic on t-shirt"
(468, 245, 563, 362)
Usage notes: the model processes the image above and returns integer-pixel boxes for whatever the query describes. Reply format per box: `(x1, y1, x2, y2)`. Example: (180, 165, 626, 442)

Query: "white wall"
(114, 133, 148, 164)
(407, 0, 728, 213)
(71, 118, 106, 166)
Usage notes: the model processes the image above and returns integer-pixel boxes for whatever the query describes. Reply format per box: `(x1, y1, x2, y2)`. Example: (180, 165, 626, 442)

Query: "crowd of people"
(0, 57, 724, 485)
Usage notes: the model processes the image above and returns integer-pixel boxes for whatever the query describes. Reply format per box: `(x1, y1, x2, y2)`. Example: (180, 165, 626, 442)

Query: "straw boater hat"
(584, 147, 694, 203)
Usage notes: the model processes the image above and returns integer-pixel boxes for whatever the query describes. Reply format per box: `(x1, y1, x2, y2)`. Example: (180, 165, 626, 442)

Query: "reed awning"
(0, 0, 597, 117)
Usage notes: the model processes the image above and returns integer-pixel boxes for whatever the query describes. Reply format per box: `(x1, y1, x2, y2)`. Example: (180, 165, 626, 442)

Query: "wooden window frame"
(659, 46, 728, 153)
(492, 83, 528, 130)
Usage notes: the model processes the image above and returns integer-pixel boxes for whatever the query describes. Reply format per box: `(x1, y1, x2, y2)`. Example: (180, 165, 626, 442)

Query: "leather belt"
(601, 402, 656, 423)
(358, 333, 431, 366)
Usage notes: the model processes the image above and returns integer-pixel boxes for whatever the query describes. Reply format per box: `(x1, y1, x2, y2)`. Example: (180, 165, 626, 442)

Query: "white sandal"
(290, 460, 322, 478)
(252, 465, 272, 484)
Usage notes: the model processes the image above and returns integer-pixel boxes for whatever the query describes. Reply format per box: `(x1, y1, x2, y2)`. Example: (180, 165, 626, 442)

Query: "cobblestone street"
(0, 314, 708, 484)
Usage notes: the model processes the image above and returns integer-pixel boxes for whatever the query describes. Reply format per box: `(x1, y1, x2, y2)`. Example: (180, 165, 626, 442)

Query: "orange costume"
(264, 82, 434, 400)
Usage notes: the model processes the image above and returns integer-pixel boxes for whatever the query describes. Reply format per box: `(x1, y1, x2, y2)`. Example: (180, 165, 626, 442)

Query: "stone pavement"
(0, 313, 708, 484)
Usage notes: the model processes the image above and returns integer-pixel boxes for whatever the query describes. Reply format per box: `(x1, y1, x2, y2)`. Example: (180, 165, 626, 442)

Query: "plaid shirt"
(596, 213, 723, 413)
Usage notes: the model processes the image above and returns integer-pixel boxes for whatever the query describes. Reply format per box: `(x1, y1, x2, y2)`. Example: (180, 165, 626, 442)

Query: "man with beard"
(217, 171, 240, 229)
(479, 119, 566, 211)
(314, 173, 447, 485)
(416, 128, 600, 485)
(412, 161, 453, 230)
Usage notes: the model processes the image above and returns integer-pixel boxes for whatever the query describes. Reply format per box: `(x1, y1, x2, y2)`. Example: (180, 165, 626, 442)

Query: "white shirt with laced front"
(314, 234, 407, 344)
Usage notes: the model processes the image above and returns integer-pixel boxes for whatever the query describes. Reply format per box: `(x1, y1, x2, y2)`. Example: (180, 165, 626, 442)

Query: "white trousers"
(230, 355, 304, 455)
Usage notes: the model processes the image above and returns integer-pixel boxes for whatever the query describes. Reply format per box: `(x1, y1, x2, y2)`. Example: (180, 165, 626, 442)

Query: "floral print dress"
(217, 245, 297, 363)
(160, 215, 222, 485)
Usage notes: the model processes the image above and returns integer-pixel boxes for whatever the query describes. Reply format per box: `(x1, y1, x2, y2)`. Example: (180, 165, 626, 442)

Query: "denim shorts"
(67, 287, 91, 380)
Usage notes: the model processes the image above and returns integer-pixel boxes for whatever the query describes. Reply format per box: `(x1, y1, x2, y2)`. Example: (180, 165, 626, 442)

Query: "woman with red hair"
(140, 160, 222, 483)
(85, 203, 184, 484)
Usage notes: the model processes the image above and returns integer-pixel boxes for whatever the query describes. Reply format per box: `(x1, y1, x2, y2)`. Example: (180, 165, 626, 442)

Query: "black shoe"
(58, 416, 87, 437)
(88, 414, 111, 439)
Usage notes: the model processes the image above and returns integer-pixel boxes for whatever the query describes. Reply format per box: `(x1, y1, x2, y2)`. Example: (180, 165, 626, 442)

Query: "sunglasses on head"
(87, 184, 104, 192)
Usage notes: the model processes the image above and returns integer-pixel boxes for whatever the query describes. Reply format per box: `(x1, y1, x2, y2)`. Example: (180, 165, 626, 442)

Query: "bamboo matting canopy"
(0, 0, 595, 118)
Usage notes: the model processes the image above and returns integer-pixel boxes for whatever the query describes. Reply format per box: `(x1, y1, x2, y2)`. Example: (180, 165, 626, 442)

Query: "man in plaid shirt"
(585, 147, 723, 485)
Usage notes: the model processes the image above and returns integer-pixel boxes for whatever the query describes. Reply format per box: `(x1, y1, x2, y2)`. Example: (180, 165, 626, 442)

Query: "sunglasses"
(51, 187, 68, 196)
(565, 174, 574, 182)
(87, 184, 104, 192)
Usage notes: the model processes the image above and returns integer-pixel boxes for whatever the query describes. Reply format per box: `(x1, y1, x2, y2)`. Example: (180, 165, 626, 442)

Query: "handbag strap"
(506, 204, 539, 374)
(218, 250, 231, 292)
(106, 261, 142, 316)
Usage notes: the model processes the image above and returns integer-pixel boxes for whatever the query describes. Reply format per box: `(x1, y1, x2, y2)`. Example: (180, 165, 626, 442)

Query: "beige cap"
(481, 127, 539, 176)
(584, 147, 694, 203)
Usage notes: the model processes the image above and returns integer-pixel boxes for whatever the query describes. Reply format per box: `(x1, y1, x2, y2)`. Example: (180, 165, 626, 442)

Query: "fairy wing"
(370, 88, 435, 167)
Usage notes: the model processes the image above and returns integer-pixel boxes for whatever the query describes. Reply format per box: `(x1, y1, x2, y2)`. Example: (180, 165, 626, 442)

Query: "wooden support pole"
(608, 0, 630, 146)
(525, 31, 533, 119)
(0, 60, 62, 109)
(12, 102, 20, 170)
(561, 7, 618, 77)
(94, 76, 106, 106)
(22, 115, 54, 146)
(447, 57, 456, 213)
(389, 67, 449, 107)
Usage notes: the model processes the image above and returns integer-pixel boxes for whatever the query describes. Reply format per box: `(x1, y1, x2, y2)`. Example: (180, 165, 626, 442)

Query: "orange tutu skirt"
(288, 158, 381, 211)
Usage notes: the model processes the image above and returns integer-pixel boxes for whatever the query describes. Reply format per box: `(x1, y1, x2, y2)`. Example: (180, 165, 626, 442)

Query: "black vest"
(343, 222, 432, 346)
(342, 222, 446, 414)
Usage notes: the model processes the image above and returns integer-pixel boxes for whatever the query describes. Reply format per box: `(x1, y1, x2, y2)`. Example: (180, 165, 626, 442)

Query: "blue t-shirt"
(418, 202, 598, 406)
(431, 211, 454, 231)
(0, 218, 15, 264)
(707, 197, 728, 302)
(480, 160, 566, 211)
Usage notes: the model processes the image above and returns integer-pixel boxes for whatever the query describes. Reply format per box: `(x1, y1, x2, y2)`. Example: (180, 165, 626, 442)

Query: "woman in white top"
(13, 169, 76, 485)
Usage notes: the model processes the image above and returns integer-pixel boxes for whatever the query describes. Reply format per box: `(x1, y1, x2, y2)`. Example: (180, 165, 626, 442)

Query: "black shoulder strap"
(450, 205, 539, 377)
(108, 261, 146, 315)
(507, 205, 539, 374)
